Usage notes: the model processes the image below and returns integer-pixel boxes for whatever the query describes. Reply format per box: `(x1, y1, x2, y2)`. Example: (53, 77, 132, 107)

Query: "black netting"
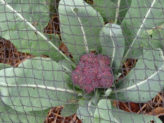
(0, 0, 164, 123)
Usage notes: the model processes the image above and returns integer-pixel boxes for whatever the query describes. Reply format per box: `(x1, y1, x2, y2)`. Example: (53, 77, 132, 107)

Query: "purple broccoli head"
(72, 53, 114, 93)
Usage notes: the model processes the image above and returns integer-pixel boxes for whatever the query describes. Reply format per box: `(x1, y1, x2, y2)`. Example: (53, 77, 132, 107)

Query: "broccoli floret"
(72, 53, 113, 93)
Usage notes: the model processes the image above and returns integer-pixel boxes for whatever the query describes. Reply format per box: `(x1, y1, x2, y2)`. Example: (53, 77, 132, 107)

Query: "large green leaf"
(0, 0, 63, 60)
(93, 0, 116, 22)
(94, 99, 118, 123)
(0, 57, 77, 112)
(122, 0, 164, 59)
(112, 108, 162, 123)
(100, 23, 125, 72)
(94, 99, 162, 123)
(0, 98, 48, 123)
(140, 24, 164, 49)
(77, 91, 100, 123)
(118, 0, 132, 24)
(77, 98, 97, 123)
(0, 63, 11, 70)
(93, 0, 132, 23)
(61, 103, 79, 117)
(59, 0, 104, 61)
(110, 49, 164, 102)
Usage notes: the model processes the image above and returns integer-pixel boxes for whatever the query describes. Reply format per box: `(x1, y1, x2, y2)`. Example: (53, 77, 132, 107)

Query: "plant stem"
(114, 0, 121, 24)
(0, 0, 75, 65)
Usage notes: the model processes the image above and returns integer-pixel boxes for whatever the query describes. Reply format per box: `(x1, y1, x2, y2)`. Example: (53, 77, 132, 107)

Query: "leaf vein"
(115, 64, 164, 92)
(71, 7, 89, 53)
(0, 83, 77, 95)
(124, 0, 157, 58)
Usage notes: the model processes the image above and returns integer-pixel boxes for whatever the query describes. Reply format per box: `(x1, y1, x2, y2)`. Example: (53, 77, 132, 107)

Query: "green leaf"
(140, 24, 164, 49)
(45, 34, 64, 61)
(100, 24, 125, 71)
(58, 59, 73, 72)
(94, 99, 118, 123)
(77, 97, 98, 123)
(112, 108, 162, 123)
(118, 0, 132, 24)
(93, 0, 116, 22)
(0, 98, 48, 123)
(94, 99, 162, 123)
(122, 0, 164, 59)
(110, 49, 164, 102)
(93, 0, 132, 23)
(0, 57, 77, 112)
(0, 0, 63, 60)
(0, 63, 11, 70)
(59, 0, 104, 61)
(61, 103, 79, 117)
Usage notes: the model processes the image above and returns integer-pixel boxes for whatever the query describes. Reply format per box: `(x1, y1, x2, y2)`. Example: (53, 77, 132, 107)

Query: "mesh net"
(0, 0, 164, 123)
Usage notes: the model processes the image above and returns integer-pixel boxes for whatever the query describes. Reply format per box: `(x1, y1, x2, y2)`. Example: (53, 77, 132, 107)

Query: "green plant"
(0, 0, 164, 122)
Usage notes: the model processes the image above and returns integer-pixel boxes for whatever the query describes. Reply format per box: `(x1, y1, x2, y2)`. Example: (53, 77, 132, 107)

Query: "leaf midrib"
(109, 28, 116, 66)
(0, 0, 73, 65)
(114, 63, 164, 92)
(124, 0, 157, 59)
(0, 82, 77, 95)
(70, 7, 89, 53)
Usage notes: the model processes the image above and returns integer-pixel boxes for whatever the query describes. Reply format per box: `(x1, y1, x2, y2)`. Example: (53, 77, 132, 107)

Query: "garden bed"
(1, 0, 164, 122)
(0, 13, 163, 122)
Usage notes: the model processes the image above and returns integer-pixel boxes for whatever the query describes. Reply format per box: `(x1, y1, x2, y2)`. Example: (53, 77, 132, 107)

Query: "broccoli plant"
(0, 0, 164, 123)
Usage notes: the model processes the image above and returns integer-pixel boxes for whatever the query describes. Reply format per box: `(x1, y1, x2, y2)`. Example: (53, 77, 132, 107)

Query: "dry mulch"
(0, 38, 31, 67)
(44, 13, 60, 36)
(44, 106, 82, 123)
